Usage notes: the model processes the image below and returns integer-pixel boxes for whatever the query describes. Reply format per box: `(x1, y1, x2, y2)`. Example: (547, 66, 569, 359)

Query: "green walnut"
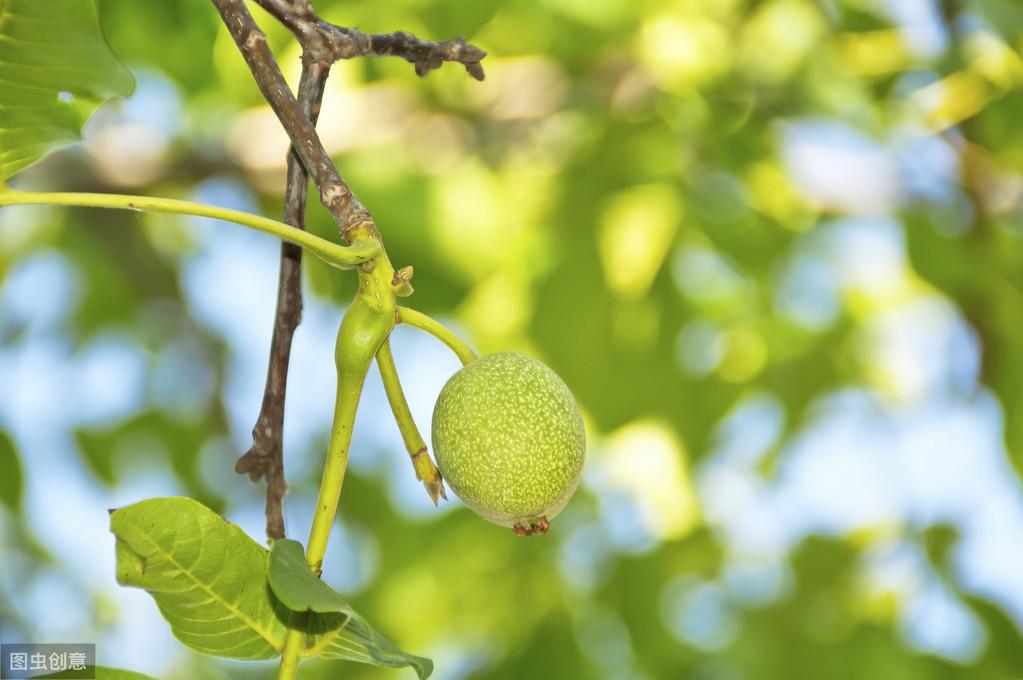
(431, 352, 585, 535)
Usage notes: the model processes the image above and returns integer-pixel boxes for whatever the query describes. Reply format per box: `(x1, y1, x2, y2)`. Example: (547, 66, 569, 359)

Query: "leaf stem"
(276, 358, 366, 679)
(0, 190, 379, 269)
(305, 362, 367, 576)
(276, 613, 309, 680)
(376, 338, 446, 504)
(396, 306, 477, 366)
(277, 234, 398, 677)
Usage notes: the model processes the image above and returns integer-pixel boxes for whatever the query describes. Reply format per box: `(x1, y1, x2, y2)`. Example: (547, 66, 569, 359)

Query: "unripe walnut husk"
(431, 352, 585, 535)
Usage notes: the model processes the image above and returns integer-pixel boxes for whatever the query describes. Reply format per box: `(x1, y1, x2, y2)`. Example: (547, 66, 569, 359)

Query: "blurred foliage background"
(2, 0, 1023, 678)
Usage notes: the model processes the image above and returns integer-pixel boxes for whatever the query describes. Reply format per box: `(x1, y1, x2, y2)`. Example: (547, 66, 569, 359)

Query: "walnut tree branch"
(212, 0, 370, 543)
(254, 0, 486, 80)
(213, 0, 485, 541)
(234, 61, 329, 541)
(212, 0, 372, 239)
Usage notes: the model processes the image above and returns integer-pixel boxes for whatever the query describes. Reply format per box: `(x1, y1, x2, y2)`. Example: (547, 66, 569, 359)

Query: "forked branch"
(234, 61, 330, 541)
(227, 0, 486, 541)
(254, 0, 486, 80)
(212, 0, 372, 238)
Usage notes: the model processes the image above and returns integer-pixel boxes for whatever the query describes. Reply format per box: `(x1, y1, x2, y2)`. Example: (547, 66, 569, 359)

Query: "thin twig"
(212, 0, 372, 238)
(228, 0, 485, 539)
(326, 27, 486, 80)
(214, 0, 486, 540)
(214, 0, 370, 541)
(254, 0, 486, 80)
(235, 61, 330, 541)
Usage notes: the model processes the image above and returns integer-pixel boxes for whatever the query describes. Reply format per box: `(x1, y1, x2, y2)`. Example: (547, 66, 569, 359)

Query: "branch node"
(243, 29, 267, 49)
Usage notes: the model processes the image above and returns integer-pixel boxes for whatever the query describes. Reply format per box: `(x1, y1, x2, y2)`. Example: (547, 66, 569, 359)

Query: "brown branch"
(213, 0, 365, 541)
(254, 0, 486, 80)
(327, 28, 485, 80)
(234, 61, 329, 541)
(214, 0, 486, 538)
(212, 0, 372, 238)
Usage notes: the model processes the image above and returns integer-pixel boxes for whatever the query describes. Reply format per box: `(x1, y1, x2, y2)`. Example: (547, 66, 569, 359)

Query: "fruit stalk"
(377, 338, 446, 504)
(275, 329, 370, 680)
(396, 306, 477, 365)
(276, 223, 400, 678)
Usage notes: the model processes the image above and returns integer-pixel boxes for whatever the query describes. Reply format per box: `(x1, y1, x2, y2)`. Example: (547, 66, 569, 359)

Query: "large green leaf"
(112, 498, 432, 678)
(269, 538, 434, 678)
(111, 496, 290, 660)
(0, 0, 134, 180)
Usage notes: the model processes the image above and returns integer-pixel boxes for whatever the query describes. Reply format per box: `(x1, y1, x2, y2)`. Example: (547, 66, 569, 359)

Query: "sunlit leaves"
(0, 429, 21, 509)
(598, 183, 682, 300)
(0, 0, 134, 180)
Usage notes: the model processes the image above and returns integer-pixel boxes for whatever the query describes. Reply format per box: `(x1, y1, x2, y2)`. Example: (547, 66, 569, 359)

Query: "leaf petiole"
(0, 190, 380, 269)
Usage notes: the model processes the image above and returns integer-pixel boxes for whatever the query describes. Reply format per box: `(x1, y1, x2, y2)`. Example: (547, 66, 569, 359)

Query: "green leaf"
(0, 0, 135, 180)
(268, 538, 350, 614)
(269, 538, 434, 679)
(316, 615, 434, 680)
(112, 498, 432, 678)
(0, 429, 22, 509)
(110, 496, 290, 660)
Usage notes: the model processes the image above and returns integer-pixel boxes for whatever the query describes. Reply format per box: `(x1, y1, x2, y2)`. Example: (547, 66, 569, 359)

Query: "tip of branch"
(461, 43, 488, 62)
(465, 61, 485, 81)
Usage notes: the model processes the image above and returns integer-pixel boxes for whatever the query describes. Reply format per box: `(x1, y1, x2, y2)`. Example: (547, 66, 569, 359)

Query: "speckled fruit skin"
(431, 352, 585, 532)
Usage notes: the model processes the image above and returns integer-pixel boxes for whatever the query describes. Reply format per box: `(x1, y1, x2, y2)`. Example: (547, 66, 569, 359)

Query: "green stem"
(307, 236, 399, 567)
(305, 361, 368, 575)
(0, 190, 380, 269)
(275, 344, 368, 680)
(276, 229, 398, 678)
(396, 306, 477, 365)
(276, 613, 309, 680)
(376, 338, 426, 455)
(377, 338, 446, 504)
